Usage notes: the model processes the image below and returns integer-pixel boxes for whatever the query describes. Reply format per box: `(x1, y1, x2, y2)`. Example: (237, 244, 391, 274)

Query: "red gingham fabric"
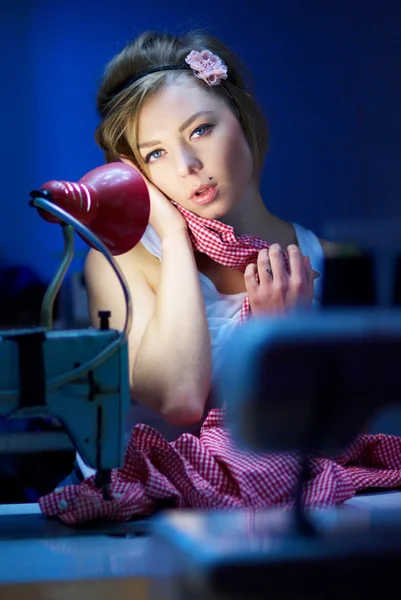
(39, 409, 401, 524)
(172, 203, 290, 322)
(38, 212, 401, 523)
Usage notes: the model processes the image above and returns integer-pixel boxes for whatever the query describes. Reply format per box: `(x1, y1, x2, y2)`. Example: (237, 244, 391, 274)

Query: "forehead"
(137, 80, 229, 138)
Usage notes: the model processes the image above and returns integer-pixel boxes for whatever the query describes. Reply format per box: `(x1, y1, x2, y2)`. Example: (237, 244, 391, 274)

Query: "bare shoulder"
(84, 243, 154, 308)
(84, 243, 156, 338)
(84, 243, 155, 291)
(85, 242, 144, 273)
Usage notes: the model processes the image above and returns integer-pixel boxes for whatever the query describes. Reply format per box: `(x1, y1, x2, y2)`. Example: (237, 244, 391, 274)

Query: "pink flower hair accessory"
(185, 50, 228, 86)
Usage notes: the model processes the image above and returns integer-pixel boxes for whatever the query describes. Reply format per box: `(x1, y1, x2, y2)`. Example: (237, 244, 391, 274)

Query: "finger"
(256, 249, 274, 286)
(268, 244, 286, 282)
(244, 263, 259, 294)
(287, 245, 307, 288)
(303, 255, 320, 283)
(301, 256, 317, 309)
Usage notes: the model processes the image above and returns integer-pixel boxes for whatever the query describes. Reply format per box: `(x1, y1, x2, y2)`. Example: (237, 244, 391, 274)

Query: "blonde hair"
(95, 30, 269, 178)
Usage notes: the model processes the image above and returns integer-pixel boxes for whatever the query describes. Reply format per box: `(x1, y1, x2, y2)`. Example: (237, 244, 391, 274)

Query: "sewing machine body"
(0, 327, 130, 470)
(151, 308, 401, 598)
(218, 308, 401, 455)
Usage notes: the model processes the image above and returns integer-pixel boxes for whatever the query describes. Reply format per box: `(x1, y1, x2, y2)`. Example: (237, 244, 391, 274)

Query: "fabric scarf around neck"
(173, 202, 290, 322)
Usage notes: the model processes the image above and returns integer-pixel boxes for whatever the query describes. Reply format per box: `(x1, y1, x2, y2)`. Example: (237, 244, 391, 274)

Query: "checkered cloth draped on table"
(38, 210, 401, 524)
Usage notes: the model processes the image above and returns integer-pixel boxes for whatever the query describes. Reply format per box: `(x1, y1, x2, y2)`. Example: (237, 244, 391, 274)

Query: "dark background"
(1, 0, 400, 281)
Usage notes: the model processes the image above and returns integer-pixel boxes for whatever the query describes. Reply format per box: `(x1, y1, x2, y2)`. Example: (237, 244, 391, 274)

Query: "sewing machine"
(0, 326, 129, 485)
(0, 163, 150, 496)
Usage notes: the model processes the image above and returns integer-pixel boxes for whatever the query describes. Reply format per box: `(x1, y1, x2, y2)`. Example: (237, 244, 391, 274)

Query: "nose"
(175, 144, 202, 177)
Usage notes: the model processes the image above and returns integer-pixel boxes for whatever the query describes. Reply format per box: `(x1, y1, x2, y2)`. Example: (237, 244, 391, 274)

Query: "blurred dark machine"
(150, 219, 401, 599)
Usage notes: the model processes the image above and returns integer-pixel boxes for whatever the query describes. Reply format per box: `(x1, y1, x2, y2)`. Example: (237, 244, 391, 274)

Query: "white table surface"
(1, 492, 401, 585)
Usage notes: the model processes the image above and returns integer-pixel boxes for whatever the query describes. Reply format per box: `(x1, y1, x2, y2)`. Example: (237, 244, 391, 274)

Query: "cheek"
(148, 168, 173, 194)
(219, 125, 253, 183)
(148, 167, 185, 204)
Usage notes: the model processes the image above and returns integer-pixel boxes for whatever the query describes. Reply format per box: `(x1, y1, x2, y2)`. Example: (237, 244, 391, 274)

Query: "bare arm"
(84, 231, 212, 427)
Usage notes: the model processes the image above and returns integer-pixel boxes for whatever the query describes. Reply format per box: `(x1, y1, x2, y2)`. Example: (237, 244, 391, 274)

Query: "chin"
(193, 197, 236, 222)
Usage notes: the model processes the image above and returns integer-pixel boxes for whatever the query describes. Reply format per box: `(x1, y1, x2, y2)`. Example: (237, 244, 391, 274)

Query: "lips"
(191, 183, 216, 199)
(191, 184, 218, 206)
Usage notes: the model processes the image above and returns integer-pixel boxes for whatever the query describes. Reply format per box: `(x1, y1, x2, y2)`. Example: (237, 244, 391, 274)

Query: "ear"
(119, 154, 148, 180)
(119, 154, 135, 167)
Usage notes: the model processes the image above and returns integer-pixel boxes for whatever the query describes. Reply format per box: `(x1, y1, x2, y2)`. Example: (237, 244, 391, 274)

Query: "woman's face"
(133, 78, 254, 219)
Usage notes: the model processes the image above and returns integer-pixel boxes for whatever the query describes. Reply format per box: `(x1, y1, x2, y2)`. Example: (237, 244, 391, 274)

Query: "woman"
(46, 31, 401, 519)
(70, 30, 327, 482)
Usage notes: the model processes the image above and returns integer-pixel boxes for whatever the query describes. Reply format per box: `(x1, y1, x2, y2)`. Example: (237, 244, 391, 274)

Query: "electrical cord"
(0, 198, 133, 402)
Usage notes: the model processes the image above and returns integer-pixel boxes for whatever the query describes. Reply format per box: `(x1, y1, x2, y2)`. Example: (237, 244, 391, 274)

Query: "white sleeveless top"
(78, 222, 324, 479)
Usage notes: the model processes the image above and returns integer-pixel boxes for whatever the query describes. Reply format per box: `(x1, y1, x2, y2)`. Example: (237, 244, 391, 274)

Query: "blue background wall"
(1, 0, 400, 281)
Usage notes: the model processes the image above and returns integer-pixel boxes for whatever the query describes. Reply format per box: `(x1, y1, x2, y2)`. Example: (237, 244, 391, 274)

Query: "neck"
(218, 181, 288, 243)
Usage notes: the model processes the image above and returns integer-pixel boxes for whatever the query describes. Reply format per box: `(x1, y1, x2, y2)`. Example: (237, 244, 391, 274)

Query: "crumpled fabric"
(39, 408, 401, 524)
(39, 211, 401, 524)
(171, 202, 290, 321)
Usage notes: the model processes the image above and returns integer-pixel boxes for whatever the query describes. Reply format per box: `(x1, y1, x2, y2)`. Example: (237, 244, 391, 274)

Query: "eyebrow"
(138, 110, 215, 149)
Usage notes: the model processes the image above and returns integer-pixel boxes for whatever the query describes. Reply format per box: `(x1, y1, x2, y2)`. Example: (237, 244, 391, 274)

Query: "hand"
(120, 158, 187, 240)
(244, 243, 317, 316)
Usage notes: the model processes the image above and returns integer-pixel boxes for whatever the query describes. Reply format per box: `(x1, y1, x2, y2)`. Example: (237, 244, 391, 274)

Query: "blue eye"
(191, 124, 213, 139)
(143, 124, 214, 164)
(144, 149, 164, 164)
